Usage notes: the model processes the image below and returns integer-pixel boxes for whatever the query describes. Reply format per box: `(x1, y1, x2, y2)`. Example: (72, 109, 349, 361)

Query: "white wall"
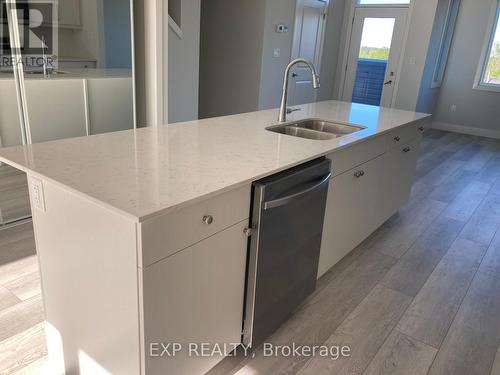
(199, 0, 345, 118)
(168, 0, 201, 123)
(394, 0, 440, 111)
(198, 0, 266, 119)
(73, 0, 105, 65)
(433, 0, 500, 133)
(331, 0, 353, 100)
(257, 0, 296, 110)
(416, 0, 450, 114)
(57, 0, 104, 63)
(257, 0, 346, 108)
(318, 0, 346, 101)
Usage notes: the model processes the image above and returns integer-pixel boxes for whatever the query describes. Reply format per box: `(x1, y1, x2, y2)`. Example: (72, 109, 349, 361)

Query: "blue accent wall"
(351, 58, 388, 106)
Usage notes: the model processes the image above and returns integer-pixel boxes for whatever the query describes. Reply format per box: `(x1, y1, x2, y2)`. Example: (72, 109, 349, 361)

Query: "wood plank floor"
(1, 130, 500, 375)
(0, 222, 47, 374)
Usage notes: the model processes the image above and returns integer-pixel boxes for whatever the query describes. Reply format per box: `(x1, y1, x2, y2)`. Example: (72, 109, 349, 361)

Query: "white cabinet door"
(319, 138, 422, 277)
(319, 155, 384, 277)
(25, 79, 87, 143)
(58, 0, 81, 27)
(142, 220, 248, 375)
(381, 138, 421, 219)
(87, 77, 134, 134)
(0, 80, 23, 147)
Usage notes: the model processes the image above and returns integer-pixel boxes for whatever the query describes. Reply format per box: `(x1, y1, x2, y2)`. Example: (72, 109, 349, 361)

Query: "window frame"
(431, 0, 461, 89)
(474, 0, 500, 93)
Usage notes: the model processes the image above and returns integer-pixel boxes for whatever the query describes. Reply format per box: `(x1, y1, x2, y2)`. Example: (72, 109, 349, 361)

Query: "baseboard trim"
(432, 121, 500, 140)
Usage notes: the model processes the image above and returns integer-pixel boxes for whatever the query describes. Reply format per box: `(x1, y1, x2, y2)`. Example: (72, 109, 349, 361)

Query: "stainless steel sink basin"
(266, 119, 365, 140)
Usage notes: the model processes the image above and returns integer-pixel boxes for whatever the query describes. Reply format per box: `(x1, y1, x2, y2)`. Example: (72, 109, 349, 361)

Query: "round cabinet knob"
(354, 170, 365, 178)
(403, 147, 411, 153)
(419, 126, 425, 132)
(394, 136, 401, 142)
(202, 215, 214, 225)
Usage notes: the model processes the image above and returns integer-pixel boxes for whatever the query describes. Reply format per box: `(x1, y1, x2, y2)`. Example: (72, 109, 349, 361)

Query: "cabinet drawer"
(385, 121, 426, 149)
(326, 135, 386, 177)
(140, 184, 251, 267)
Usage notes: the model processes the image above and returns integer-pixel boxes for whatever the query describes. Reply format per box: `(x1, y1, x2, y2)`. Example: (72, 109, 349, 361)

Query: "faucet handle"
(286, 107, 301, 114)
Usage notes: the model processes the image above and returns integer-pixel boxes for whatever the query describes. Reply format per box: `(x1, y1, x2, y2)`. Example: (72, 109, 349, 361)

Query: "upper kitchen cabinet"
(58, 0, 81, 28)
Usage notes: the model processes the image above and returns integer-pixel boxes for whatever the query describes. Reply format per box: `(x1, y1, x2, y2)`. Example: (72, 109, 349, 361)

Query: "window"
(432, 0, 461, 88)
(357, 0, 411, 5)
(475, 0, 500, 91)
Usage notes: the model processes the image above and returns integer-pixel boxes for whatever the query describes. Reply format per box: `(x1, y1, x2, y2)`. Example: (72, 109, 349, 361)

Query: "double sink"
(266, 119, 365, 140)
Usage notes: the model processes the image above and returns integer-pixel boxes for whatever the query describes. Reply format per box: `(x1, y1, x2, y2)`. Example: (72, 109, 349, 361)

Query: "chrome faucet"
(278, 59, 320, 123)
(41, 36, 54, 78)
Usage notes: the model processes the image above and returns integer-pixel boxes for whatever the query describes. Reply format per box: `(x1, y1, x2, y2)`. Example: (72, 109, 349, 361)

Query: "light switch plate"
(29, 177, 46, 212)
(276, 24, 289, 33)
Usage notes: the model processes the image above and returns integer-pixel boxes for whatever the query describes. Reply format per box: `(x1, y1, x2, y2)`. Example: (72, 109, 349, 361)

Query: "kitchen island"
(0, 100, 430, 375)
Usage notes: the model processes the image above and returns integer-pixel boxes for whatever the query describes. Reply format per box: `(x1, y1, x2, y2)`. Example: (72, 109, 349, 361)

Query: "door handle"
(384, 80, 393, 86)
(263, 173, 331, 210)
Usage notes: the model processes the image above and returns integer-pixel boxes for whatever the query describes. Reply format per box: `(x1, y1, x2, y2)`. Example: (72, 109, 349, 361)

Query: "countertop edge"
(0, 107, 432, 223)
(136, 116, 430, 222)
(0, 156, 142, 222)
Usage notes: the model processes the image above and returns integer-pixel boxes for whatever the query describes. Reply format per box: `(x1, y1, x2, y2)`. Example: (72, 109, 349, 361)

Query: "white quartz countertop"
(0, 100, 430, 222)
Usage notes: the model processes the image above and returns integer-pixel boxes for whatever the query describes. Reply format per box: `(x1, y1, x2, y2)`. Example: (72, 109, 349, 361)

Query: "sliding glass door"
(0, 0, 136, 226)
(0, 0, 31, 225)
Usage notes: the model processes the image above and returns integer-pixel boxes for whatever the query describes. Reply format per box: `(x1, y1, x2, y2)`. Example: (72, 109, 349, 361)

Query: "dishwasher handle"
(263, 173, 331, 210)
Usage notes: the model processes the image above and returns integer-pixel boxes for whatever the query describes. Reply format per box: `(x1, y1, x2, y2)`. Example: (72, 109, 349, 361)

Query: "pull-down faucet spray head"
(278, 59, 320, 123)
(311, 69, 320, 90)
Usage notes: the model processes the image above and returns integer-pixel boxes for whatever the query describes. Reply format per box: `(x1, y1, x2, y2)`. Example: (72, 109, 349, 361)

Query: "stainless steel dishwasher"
(243, 157, 331, 348)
